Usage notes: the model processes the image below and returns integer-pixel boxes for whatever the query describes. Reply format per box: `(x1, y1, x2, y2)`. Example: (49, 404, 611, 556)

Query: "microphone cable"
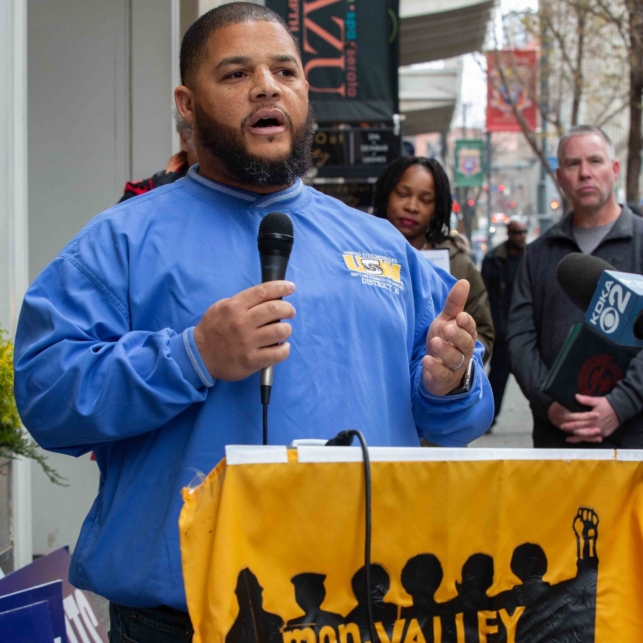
(325, 430, 377, 643)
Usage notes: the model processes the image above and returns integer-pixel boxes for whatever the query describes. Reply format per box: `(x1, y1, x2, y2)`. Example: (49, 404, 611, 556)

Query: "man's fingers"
(247, 299, 296, 328)
(236, 281, 296, 310)
(438, 280, 470, 320)
(560, 415, 600, 431)
(429, 335, 472, 369)
(455, 311, 476, 336)
(249, 342, 291, 371)
(440, 322, 475, 355)
(422, 355, 460, 392)
(254, 321, 293, 348)
(562, 411, 599, 423)
(575, 393, 600, 407)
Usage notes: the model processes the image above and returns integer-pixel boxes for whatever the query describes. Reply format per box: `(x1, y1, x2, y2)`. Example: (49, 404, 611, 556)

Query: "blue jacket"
(14, 168, 493, 610)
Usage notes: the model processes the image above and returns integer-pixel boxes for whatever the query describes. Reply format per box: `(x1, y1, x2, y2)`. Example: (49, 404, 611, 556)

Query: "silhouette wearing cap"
(225, 568, 283, 643)
(285, 573, 343, 634)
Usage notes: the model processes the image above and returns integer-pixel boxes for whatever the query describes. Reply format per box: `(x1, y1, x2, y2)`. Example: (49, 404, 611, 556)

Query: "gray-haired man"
(508, 125, 643, 448)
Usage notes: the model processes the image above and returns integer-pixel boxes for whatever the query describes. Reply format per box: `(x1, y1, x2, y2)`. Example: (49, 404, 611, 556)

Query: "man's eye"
(279, 69, 295, 77)
(227, 71, 245, 79)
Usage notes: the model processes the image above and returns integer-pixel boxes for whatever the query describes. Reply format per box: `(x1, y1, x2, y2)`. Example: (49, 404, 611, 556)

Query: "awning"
(397, 0, 495, 134)
(399, 61, 462, 135)
(400, 0, 495, 66)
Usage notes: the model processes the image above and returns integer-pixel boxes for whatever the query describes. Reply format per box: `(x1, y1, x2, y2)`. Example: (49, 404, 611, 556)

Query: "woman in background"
(373, 156, 494, 363)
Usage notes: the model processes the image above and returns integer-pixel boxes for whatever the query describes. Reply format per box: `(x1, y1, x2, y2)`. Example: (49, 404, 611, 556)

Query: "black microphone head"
(556, 253, 615, 311)
(258, 212, 294, 255)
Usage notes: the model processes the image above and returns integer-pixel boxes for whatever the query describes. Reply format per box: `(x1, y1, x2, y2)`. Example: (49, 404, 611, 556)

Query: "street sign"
(455, 139, 485, 187)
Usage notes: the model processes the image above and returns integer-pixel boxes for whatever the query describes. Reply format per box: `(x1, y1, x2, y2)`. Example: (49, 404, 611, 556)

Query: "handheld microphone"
(557, 253, 643, 347)
(541, 254, 641, 412)
(257, 212, 294, 408)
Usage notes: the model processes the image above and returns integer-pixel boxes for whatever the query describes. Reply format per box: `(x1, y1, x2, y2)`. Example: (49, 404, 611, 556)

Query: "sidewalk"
(470, 374, 533, 448)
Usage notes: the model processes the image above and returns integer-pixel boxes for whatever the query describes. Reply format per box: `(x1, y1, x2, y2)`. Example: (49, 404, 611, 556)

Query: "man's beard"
(194, 104, 315, 187)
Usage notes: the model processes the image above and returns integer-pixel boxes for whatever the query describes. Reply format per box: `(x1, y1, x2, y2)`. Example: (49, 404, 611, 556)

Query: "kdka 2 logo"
(589, 280, 631, 335)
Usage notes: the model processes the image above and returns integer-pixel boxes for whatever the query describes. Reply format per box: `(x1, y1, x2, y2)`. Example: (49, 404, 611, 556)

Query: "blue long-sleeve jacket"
(14, 168, 493, 609)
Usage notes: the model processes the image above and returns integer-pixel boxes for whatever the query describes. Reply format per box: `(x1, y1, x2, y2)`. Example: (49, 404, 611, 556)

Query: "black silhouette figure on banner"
(345, 564, 398, 641)
(285, 573, 343, 635)
(225, 568, 283, 643)
(400, 554, 443, 642)
(514, 507, 599, 643)
(441, 553, 495, 643)
(495, 543, 551, 615)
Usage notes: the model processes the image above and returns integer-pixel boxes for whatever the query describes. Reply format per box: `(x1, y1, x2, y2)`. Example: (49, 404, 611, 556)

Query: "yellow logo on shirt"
(342, 252, 403, 294)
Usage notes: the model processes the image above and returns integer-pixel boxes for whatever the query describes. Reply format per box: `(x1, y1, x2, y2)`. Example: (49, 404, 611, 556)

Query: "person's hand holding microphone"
(193, 280, 296, 381)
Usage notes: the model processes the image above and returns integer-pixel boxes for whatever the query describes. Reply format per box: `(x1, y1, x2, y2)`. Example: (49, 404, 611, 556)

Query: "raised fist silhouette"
(573, 507, 599, 561)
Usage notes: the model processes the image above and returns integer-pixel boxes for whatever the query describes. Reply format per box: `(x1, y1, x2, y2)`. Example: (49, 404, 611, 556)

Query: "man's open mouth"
(247, 109, 287, 135)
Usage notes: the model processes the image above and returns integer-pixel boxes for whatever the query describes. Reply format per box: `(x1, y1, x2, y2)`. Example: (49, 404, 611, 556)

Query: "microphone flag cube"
(585, 270, 643, 348)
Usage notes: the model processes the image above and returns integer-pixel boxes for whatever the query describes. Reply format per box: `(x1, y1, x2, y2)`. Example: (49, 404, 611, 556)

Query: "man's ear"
(175, 86, 196, 126)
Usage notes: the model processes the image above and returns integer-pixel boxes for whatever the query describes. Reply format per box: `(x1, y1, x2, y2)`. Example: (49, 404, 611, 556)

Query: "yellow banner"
(180, 448, 643, 643)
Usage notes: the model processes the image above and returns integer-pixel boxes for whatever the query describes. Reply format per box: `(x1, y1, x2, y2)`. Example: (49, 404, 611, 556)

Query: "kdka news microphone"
(540, 254, 642, 412)
(257, 212, 294, 407)
(556, 253, 643, 347)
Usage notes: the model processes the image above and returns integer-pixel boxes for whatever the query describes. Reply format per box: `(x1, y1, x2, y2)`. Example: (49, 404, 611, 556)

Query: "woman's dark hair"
(372, 156, 452, 245)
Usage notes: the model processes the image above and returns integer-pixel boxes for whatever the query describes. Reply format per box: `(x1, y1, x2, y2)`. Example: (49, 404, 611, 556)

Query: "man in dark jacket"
(508, 125, 643, 448)
(482, 219, 527, 423)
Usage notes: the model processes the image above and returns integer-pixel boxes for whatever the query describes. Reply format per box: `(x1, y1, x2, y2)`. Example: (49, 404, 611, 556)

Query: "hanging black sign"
(266, 0, 400, 122)
(311, 125, 401, 178)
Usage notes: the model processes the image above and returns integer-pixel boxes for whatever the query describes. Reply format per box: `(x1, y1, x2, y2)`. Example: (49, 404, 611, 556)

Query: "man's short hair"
(180, 2, 294, 86)
(557, 125, 615, 165)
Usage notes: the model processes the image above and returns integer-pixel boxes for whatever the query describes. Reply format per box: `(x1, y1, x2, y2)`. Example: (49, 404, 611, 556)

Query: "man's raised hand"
(422, 280, 477, 396)
(193, 281, 296, 381)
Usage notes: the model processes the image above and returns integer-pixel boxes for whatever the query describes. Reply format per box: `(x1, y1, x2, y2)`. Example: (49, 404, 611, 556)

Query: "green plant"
(0, 334, 66, 485)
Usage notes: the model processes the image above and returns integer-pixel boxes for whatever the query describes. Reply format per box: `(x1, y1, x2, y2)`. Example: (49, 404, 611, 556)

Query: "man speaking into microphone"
(14, 4, 491, 640)
(508, 125, 643, 449)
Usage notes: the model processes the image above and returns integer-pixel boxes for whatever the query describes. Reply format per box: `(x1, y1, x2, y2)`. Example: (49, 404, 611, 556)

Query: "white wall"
(0, 0, 31, 571)
(131, 0, 175, 179)
(28, 0, 131, 281)
(27, 0, 176, 557)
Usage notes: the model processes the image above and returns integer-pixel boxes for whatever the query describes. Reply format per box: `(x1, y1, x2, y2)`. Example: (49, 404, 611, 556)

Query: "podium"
(180, 446, 643, 643)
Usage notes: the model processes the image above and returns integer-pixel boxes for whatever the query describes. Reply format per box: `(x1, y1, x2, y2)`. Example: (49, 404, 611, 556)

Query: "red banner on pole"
(486, 50, 538, 132)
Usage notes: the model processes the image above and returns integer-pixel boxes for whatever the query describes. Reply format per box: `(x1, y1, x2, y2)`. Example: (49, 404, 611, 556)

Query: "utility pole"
(537, 13, 551, 215)
(486, 131, 492, 248)
(462, 102, 468, 138)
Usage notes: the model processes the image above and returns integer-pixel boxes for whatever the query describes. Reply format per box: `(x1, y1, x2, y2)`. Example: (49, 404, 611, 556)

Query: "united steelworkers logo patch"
(342, 252, 403, 295)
